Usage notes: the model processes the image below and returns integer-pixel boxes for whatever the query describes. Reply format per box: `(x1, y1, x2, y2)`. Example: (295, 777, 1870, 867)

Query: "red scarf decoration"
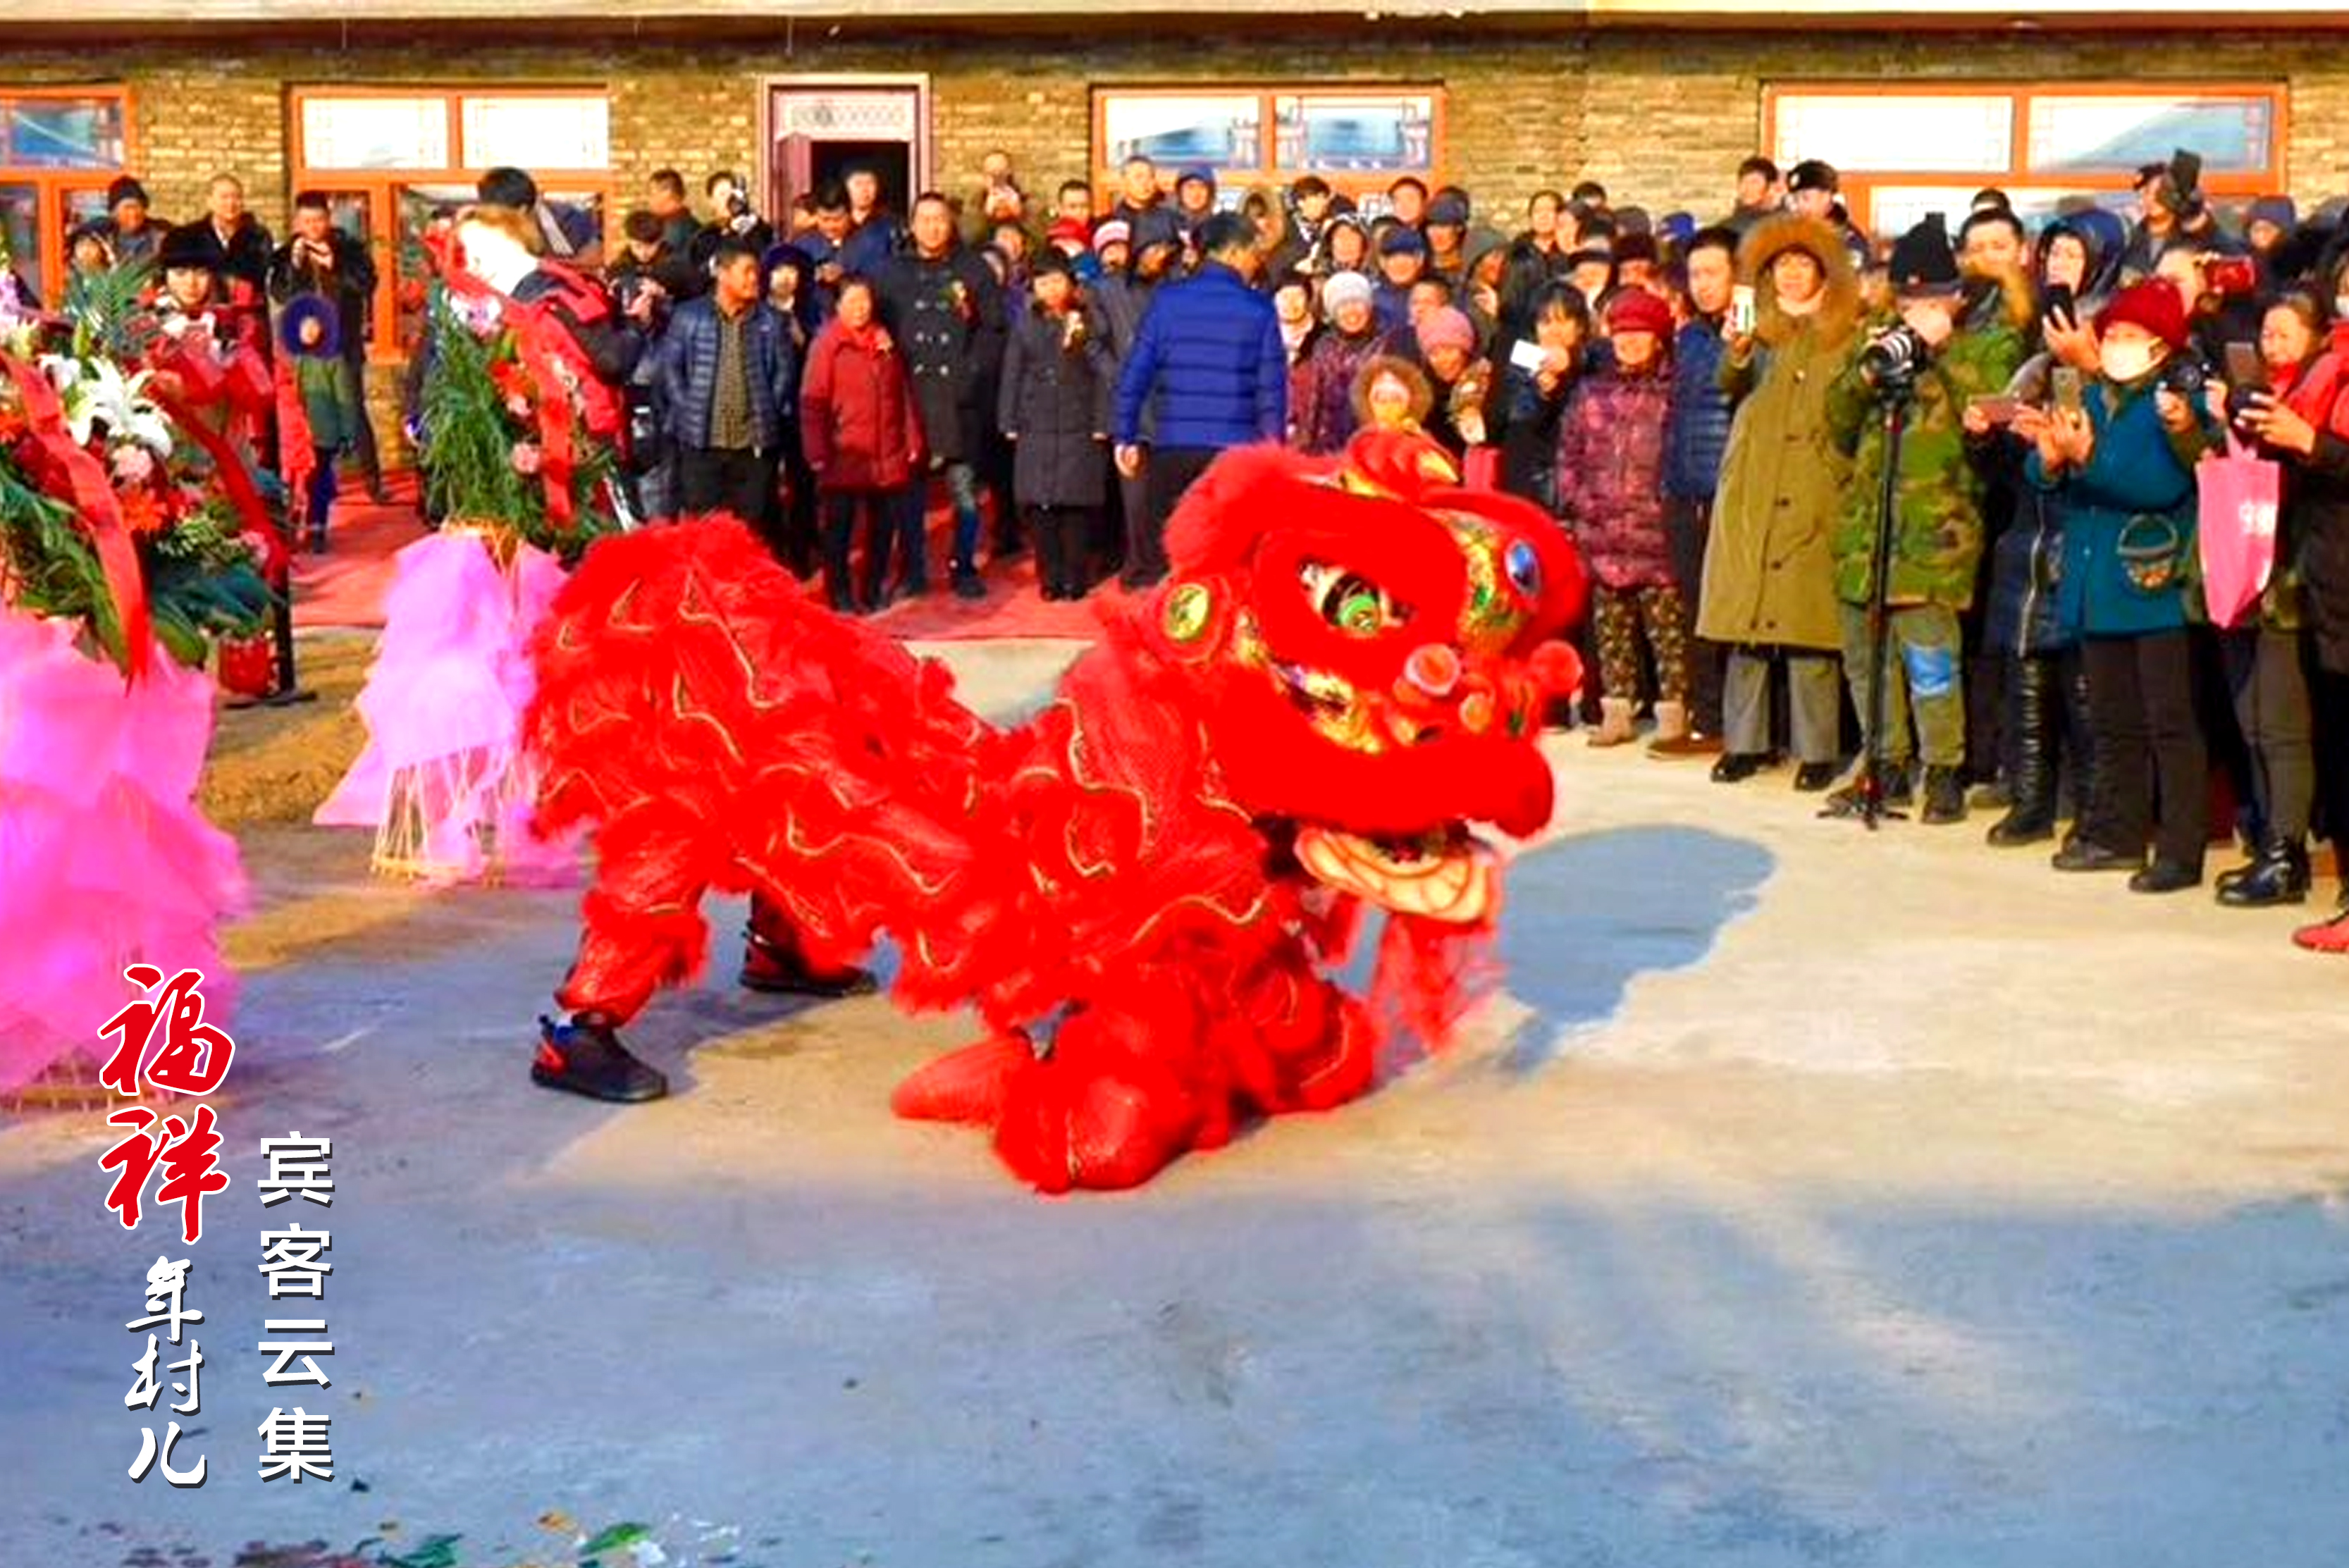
(1, 353, 151, 679)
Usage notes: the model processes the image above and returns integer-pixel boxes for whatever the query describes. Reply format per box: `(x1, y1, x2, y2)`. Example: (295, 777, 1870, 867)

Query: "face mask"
(2100, 340, 2159, 383)
(2335, 296, 2349, 326)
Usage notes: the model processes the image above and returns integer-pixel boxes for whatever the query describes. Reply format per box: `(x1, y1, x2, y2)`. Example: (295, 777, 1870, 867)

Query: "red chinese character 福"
(98, 966, 236, 1098)
(100, 1106, 230, 1244)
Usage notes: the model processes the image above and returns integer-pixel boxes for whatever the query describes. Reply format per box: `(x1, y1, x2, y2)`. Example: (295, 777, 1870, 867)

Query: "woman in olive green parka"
(1702, 213, 1866, 784)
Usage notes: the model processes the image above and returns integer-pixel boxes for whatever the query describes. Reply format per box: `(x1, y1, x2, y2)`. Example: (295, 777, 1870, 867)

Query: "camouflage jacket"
(1825, 316, 2026, 610)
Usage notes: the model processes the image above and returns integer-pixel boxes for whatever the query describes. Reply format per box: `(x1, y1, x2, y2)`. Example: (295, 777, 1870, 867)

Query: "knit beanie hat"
(1321, 269, 1375, 321)
(1416, 305, 1476, 356)
(2097, 278, 2190, 350)
(107, 175, 150, 211)
(1604, 287, 1674, 338)
(1091, 219, 1133, 254)
(2248, 195, 2298, 233)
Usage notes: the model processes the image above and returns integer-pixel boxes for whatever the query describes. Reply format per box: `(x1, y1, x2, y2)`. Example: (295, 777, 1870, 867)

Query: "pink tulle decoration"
(0, 607, 249, 1091)
(314, 529, 578, 885)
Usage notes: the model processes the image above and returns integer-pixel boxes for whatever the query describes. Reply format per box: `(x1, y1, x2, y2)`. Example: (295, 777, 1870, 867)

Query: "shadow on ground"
(1494, 825, 1775, 1073)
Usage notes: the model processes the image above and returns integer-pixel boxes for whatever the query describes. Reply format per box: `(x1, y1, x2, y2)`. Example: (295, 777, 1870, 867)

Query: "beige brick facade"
(3, 27, 2339, 235)
(6, 23, 2338, 443)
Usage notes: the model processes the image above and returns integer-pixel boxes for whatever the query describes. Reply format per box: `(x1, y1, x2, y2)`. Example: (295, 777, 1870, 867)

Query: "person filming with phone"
(1821, 214, 2025, 824)
(2014, 278, 2208, 894)
(2226, 285, 2349, 942)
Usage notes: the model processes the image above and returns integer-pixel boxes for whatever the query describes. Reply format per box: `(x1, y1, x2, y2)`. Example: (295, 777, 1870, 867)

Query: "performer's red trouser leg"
(555, 810, 713, 1025)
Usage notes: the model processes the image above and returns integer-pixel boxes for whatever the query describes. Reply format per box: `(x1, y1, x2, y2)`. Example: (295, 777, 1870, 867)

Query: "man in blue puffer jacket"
(1112, 214, 1286, 588)
(1658, 224, 1739, 755)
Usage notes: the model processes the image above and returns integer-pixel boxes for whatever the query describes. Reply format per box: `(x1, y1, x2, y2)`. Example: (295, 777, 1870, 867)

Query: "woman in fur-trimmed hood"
(1700, 212, 1864, 779)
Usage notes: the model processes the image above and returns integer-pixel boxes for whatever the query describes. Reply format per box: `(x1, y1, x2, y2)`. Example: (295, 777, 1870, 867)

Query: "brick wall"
(8, 26, 2342, 241)
(8, 23, 2343, 447)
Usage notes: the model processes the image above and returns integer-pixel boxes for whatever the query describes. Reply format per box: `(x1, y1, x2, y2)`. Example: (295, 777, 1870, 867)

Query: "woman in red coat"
(801, 276, 926, 612)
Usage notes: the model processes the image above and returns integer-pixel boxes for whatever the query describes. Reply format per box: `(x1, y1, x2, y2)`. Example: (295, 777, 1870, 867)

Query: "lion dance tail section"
(524, 517, 995, 1025)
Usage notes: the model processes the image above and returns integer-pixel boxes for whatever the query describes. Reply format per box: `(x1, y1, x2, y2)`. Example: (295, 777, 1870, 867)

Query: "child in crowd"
(1556, 288, 1686, 745)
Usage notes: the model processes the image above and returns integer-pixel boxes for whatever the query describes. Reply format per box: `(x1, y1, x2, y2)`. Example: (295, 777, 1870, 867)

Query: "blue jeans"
(895, 461, 983, 586)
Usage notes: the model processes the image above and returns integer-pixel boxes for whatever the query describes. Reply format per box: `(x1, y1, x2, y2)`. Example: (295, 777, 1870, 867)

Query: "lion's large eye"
(1504, 538, 1542, 601)
(1300, 561, 1407, 637)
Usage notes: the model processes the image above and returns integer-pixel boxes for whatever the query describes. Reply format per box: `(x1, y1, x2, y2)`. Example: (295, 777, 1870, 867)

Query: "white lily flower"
(41, 352, 175, 459)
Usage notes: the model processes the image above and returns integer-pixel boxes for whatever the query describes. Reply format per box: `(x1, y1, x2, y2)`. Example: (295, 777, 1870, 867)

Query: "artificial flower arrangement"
(0, 257, 271, 674)
(414, 247, 619, 561)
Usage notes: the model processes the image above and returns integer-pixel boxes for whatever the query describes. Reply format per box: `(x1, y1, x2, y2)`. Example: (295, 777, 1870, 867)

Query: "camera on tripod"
(1859, 321, 1932, 399)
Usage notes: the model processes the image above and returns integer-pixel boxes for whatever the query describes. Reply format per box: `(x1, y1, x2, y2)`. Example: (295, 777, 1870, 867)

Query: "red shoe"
(2291, 905, 2349, 954)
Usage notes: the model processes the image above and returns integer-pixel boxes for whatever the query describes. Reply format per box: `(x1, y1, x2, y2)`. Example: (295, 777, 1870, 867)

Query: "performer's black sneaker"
(531, 1015, 667, 1103)
(739, 931, 880, 998)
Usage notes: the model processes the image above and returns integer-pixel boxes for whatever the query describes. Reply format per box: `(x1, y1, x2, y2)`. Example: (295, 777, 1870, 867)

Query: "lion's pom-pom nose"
(1528, 639, 1584, 699)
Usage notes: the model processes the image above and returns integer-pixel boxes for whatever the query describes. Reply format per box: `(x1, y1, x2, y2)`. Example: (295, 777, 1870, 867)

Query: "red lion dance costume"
(524, 431, 1586, 1191)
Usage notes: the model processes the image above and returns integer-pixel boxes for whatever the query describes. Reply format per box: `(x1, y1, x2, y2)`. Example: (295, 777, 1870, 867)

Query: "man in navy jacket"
(1111, 214, 1286, 588)
(658, 234, 800, 542)
(1658, 224, 1740, 755)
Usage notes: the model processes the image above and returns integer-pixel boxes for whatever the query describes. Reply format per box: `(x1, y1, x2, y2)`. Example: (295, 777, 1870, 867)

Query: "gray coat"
(999, 302, 1114, 509)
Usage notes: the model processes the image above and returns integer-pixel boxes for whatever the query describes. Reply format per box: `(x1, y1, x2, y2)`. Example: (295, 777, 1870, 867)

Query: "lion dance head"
(1134, 430, 1586, 927)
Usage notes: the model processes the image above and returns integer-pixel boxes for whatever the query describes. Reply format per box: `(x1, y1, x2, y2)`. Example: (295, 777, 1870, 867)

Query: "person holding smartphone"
(2018, 278, 2208, 893)
(2229, 285, 2349, 944)
(1703, 212, 1864, 792)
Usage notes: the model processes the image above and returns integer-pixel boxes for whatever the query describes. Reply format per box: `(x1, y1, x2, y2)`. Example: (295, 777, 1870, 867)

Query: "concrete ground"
(4, 638, 2348, 1568)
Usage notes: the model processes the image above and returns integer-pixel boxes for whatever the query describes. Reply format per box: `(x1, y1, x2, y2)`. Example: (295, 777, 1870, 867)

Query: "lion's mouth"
(1293, 822, 1496, 925)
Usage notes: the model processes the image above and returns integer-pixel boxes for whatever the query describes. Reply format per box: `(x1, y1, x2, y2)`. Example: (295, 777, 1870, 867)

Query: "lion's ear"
(1163, 442, 1331, 576)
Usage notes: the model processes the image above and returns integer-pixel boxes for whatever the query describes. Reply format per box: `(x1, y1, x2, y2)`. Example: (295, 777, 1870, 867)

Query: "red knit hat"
(1046, 218, 1092, 252)
(1605, 287, 1675, 339)
(2095, 278, 2189, 352)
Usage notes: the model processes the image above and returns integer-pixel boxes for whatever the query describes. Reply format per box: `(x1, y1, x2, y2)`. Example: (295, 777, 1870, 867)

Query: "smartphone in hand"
(1968, 393, 2023, 426)
(2051, 366, 2085, 416)
(1728, 284, 1758, 337)
(2223, 341, 2267, 392)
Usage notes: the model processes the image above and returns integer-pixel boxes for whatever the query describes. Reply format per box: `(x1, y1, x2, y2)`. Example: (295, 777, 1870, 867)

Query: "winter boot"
(1920, 765, 1969, 825)
(1646, 699, 1690, 751)
(1987, 655, 2059, 845)
(1586, 696, 1637, 748)
(2216, 834, 2312, 908)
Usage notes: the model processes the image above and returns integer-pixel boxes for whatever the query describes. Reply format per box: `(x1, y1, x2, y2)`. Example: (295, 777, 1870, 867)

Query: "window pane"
(1274, 94, 1434, 173)
(301, 95, 449, 171)
(1862, 183, 2135, 240)
(395, 183, 471, 354)
(1, 183, 41, 303)
(57, 185, 109, 252)
(1775, 93, 2013, 173)
(4, 97, 126, 170)
(460, 94, 609, 171)
(1101, 94, 1261, 173)
(2027, 94, 2274, 175)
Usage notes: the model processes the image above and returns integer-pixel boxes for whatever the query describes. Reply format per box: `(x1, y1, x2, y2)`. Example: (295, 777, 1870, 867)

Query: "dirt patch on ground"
(199, 631, 374, 829)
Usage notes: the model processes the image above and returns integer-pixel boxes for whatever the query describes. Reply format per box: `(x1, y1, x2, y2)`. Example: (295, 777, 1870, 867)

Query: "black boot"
(1032, 508, 1067, 601)
(1920, 765, 1968, 825)
(531, 1014, 668, 1103)
(823, 508, 859, 614)
(1988, 655, 2059, 845)
(2216, 835, 2312, 907)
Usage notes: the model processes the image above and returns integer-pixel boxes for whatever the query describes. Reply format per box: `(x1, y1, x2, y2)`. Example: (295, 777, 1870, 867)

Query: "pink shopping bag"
(2197, 436, 2281, 629)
